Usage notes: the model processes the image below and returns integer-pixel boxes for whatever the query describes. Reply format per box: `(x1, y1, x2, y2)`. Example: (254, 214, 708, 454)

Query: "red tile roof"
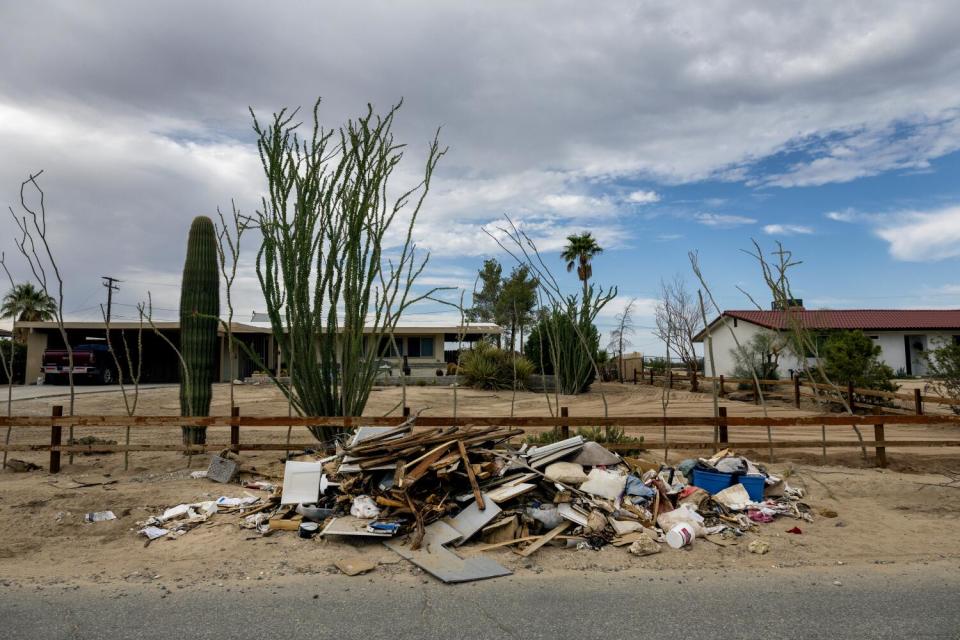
(721, 309, 960, 331)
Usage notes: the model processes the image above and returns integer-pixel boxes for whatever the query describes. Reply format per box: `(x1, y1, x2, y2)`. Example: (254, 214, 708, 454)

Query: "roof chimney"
(772, 298, 804, 311)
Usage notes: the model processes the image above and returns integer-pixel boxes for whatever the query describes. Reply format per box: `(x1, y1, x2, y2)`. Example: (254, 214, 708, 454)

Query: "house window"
(406, 336, 434, 358)
(377, 336, 399, 358)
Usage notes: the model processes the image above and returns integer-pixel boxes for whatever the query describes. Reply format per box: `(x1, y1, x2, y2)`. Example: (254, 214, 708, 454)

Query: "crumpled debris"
(748, 539, 770, 555)
(628, 533, 661, 556)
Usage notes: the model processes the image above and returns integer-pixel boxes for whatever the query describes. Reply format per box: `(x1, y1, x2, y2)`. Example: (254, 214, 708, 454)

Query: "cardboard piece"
(321, 516, 397, 537)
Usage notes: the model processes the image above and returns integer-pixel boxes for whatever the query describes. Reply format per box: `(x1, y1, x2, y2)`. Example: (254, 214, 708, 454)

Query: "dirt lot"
(1, 382, 959, 588)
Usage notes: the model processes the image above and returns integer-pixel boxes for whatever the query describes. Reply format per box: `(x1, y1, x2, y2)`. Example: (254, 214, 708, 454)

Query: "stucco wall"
(703, 320, 960, 378)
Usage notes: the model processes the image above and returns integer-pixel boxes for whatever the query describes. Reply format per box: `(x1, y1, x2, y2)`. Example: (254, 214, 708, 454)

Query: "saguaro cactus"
(179, 216, 220, 446)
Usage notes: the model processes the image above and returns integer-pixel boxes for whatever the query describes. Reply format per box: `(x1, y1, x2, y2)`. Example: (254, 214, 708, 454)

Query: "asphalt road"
(2, 565, 958, 640)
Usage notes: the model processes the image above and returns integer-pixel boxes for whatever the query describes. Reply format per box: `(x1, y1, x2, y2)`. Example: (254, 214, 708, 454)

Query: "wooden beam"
(516, 521, 571, 558)
(458, 440, 484, 510)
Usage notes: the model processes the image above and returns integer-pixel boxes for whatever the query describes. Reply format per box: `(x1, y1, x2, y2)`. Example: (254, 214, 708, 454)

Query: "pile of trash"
(142, 424, 814, 582)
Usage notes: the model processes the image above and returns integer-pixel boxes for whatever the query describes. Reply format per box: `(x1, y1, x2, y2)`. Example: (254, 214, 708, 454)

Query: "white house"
(694, 309, 960, 378)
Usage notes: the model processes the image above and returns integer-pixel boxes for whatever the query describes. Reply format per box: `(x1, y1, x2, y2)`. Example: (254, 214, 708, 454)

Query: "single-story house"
(694, 308, 960, 378)
(14, 319, 501, 384)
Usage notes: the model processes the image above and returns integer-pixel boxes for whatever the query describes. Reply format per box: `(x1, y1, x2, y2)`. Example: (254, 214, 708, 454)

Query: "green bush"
(821, 330, 897, 392)
(524, 425, 644, 455)
(730, 332, 781, 384)
(0, 340, 26, 384)
(459, 341, 533, 390)
(525, 308, 599, 394)
(924, 342, 960, 415)
(646, 357, 668, 374)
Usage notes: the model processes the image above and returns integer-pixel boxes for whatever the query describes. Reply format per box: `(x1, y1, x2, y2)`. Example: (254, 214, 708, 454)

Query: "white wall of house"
(702, 319, 960, 378)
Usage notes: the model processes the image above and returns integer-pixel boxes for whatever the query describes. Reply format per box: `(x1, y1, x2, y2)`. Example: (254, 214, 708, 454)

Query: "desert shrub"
(731, 332, 782, 387)
(0, 340, 26, 384)
(459, 341, 533, 390)
(924, 342, 960, 415)
(646, 357, 668, 374)
(525, 308, 599, 394)
(524, 425, 644, 455)
(821, 330, 897, 392)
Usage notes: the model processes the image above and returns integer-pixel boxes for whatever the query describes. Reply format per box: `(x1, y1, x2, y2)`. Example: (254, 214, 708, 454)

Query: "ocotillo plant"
(179, 216, 220, 446)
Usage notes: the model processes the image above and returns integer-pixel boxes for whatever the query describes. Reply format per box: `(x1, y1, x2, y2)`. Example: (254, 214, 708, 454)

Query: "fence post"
(718, 406, 728, 445)
(49, 405, 63, 474)
(690, 369, 698, 392)
(403, 405, 411, 418)
(560, 406, 569, 440)
(649, 369, 654, 385)
(914, 388, 923, 415)
(794, 376, 801, 409)
(753, 379, 759, 405)
(874, 423, 886, 468)
(230, 406, 240, 454)
(847, 381, 856, 413)
(668, 372, 673, 389)
(719, 375, 725, 397)
(632, 368, 637, 385)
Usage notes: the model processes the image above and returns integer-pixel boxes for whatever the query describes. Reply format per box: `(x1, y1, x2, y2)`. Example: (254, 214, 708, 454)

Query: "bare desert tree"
(486, 215, 617, 416)
(215, 201, 253, 411)
(608, 297, 637, 382)
(0, 253, 17, 469)
(738, 240, 866, 459)
(8, 172, 78, 461)
(101, 304, 144, 470)
(654, 276, 703, 389)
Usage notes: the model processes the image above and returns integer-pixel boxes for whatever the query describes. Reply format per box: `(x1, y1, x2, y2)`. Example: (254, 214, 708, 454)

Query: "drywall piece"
(280, 461, 324, 505)
(579, 468, 628, 500)
(320, 516, 397, 537)
(383, 522, 512, 584)
(485, 483, 537, 503)
(570, 441, 621, 467)
(557, 502, 590, 527)
(528, 443, 585, 468)
(445, 496, 501, 545)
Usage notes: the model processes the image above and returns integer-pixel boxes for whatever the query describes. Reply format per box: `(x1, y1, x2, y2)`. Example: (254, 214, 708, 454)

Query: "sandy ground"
(1, 382, 959, 588)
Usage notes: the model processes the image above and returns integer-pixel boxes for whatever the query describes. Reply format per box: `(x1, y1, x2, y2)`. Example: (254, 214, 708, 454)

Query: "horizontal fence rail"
(3, 406, 960, 472)
(639, 371, 957, 412)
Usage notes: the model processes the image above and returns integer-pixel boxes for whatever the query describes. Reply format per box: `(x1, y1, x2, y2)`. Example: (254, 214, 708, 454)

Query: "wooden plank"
(458, 440, 485, 509)
(516, 521, 571, 558)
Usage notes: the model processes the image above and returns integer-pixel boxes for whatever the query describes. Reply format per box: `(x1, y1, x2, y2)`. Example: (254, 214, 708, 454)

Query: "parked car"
(42, 343, 115, 385)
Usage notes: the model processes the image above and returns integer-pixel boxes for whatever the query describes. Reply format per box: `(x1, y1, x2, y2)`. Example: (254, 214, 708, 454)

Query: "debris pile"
(144, 424, 815, 582)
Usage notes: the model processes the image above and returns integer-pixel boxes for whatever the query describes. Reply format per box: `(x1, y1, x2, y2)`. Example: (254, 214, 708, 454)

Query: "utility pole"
(101, 276, 121, 324)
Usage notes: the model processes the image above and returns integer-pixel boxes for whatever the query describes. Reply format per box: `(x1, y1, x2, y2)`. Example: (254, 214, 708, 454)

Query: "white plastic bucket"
(666, 523, 695, 549)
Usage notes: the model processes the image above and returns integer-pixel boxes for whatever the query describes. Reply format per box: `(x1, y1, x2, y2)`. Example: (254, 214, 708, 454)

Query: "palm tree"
(1, 283, 57, 342)
(561, 232, 603, 321)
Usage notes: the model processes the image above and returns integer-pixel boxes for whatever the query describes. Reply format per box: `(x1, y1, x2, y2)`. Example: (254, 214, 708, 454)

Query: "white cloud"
(763, 224, 814, 235)
(694, 213, 757, 228)
(825, 209, 861, 222)
(626, 189, 660, 204)
(876, 206, 960, 261)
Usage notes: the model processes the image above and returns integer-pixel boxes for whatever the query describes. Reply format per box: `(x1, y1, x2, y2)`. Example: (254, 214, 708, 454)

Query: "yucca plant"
(460, 341, 533, 390)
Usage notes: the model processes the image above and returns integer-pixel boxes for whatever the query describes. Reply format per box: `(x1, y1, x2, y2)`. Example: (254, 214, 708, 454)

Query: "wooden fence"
(634, 369, 957, 414)
(2, 406, 960, 472)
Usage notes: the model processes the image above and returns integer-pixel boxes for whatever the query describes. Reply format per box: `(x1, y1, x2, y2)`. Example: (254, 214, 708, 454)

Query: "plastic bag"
(526, 504, 563, 529)
(350, 495, 380, 519)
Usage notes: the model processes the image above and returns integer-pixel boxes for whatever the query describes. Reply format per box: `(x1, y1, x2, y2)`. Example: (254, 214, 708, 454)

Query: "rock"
(818, 508, 839, 518)
(748, 540, 770, 555)
(628, 533, 661, 557)
(334, 556, 377, 577)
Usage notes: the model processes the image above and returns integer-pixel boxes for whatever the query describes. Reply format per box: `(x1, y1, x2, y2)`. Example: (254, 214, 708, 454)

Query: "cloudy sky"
(2, 1, 960, 354)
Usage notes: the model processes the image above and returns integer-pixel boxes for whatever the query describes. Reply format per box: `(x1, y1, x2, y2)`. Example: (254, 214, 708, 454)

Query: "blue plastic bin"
(691, 469, 766, 502)
(691, 468, 733, 494)
(738, 474, 766, 502)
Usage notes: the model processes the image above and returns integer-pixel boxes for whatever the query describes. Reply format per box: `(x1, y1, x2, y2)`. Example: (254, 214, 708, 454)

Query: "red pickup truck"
(42, 344, 116, 385)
